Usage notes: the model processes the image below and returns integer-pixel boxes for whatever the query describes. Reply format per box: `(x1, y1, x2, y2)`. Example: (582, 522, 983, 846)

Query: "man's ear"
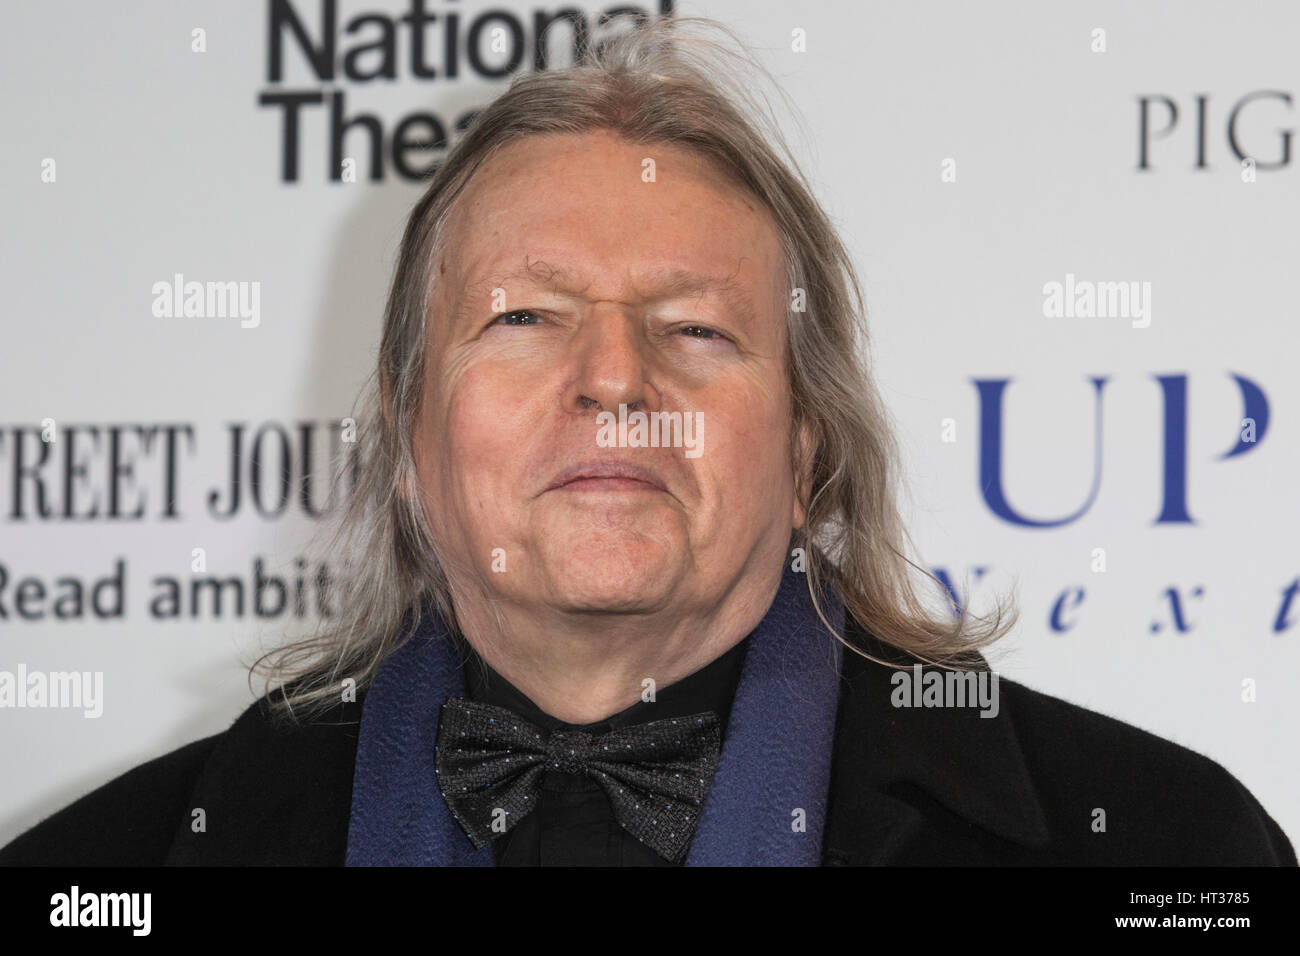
(792, 417, 816, 530)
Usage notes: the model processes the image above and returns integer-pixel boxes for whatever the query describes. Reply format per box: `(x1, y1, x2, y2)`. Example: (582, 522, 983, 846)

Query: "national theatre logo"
(257, 0, 677, 183)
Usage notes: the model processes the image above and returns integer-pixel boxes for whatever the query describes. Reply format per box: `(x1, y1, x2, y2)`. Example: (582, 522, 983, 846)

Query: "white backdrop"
(2, 0, 1296, 850)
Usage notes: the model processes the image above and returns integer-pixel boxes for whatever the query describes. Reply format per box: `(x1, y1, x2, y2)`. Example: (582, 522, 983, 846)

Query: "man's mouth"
(545, 460, 668, 494)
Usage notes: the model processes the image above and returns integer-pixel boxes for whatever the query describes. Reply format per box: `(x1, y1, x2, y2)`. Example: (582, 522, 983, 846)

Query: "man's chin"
(536, 546, 684, 614)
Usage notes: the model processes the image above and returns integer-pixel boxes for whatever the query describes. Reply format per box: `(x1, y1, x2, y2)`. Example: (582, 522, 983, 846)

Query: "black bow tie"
(434, 697, 722, 862)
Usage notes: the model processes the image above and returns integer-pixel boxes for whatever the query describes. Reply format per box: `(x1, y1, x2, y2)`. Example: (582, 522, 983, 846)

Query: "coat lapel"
(346, 562, 844, 866)
(164, 690, 365, 865)
(823, 619, 1052, 865)
(165, 603, 1053, 866)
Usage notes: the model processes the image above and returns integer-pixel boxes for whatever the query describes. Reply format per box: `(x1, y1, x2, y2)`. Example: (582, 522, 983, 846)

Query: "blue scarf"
(345, 560, 844, 866)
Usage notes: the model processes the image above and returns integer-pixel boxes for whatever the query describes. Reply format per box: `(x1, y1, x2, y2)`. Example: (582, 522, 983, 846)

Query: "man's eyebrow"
(464, 258, 583, 300)
(463, 258, 757, 313)
(647, 267, 753, 311)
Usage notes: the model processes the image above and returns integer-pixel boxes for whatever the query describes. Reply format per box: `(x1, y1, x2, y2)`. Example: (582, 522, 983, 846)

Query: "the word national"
(596, 404, 703, 458)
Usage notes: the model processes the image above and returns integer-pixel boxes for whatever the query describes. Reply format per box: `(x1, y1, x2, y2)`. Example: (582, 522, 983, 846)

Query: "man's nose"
(564, 306, 663, 414)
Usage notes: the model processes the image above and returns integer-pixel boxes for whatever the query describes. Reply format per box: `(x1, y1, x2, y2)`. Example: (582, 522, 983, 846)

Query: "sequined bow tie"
(434, 697, 722, 863)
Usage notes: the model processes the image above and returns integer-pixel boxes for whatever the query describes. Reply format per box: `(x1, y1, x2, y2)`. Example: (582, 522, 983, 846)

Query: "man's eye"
(679, 325, 726, 340)
(493, 309, 542, 326)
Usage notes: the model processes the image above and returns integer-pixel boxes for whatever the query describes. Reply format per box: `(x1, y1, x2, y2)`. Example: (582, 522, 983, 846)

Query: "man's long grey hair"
(251, 15, 1017, 721)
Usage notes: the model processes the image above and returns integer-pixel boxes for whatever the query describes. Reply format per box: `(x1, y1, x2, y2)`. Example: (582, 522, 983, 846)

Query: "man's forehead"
(437, 135, 786, 313)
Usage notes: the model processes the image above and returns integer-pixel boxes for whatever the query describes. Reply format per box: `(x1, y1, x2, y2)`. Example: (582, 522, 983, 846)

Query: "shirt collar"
(453, 629, 751, 737)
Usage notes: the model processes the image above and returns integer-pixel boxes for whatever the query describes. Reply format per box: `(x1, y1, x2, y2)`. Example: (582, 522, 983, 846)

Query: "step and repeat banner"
(1, 0, 1296, 848)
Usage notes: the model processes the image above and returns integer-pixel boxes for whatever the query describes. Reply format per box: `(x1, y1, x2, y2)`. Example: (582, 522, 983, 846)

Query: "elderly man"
(1, 17, 1292, 867)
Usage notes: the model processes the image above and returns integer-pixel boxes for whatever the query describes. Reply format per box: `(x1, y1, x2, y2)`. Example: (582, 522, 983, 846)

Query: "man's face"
(414, 130, 805, 622)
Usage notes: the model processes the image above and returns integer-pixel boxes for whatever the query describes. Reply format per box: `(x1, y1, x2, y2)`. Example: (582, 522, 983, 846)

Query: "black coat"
(1, 619, 1294, 866)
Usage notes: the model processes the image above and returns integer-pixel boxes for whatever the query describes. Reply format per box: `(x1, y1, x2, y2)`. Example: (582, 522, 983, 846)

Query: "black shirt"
(453, 631, 750, 866)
